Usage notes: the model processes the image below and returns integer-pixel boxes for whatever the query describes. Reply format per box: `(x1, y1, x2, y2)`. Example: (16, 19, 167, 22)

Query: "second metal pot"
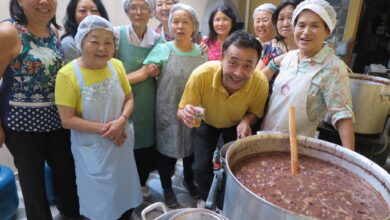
(349, 73, 390, 134)
(141, 202, 228, 220)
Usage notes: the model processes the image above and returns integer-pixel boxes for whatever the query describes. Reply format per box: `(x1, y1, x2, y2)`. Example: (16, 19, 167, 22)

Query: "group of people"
(0, 0, 355, 219)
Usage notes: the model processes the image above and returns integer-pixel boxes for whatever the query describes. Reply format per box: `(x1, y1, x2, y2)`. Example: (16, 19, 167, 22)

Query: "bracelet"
(268, 58, 280, 72)
(119, 114, 129, 121)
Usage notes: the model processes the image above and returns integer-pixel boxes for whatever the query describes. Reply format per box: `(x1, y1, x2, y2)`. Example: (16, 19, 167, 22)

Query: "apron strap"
(73, 60, 117, 90)
(73, 60, 85, 88)
(106, 60, 117, 77)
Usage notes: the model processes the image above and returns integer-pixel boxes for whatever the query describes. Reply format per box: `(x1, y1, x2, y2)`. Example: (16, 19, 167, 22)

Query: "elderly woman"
(55, 15, 142, 220)
(0, 0, 80, 219)
(261, 0, 355, 150)
(61, 0, 109, 63)
(143, 3, 207, 208)
(153, 0, 178, 41)
(253, 3, 276, 45)
(153, 0, 202, 44)
(256, 0, 302, 72)
(201, 4, 238, 61)
(115, 0, 163, 200)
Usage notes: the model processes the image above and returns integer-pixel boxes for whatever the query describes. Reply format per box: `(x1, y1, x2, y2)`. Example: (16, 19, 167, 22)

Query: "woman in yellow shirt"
(55, 15, 142, 220)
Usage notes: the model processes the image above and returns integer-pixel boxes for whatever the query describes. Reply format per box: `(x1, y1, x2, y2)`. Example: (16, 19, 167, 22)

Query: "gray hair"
(152, 0, 180, 19)
(123, 0, 153, 13)
(253, 3, 276, 19)
(75, 15, 118, 51)
(168, 3, 199, 38)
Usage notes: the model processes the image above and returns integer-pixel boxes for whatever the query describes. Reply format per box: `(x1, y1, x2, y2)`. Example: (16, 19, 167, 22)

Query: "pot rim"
(170, 208, 228, 220)
(349, 73, 390, 85)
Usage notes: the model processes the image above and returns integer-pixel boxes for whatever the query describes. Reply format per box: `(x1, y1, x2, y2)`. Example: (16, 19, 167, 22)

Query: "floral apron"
(262, 50, 334, 137)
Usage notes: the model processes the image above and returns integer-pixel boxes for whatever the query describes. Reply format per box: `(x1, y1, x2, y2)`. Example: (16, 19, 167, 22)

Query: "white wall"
(0, 0, 242, 36)
(0, 0, 208, 33)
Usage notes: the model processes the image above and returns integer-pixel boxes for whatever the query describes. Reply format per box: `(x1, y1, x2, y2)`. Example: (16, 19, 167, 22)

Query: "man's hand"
(177, 104, 198, 128)
(237, 120, 252, 138)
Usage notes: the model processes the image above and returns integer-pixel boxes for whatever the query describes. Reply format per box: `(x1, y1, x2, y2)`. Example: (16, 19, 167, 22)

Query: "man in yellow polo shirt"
(177, 30, 269, 207)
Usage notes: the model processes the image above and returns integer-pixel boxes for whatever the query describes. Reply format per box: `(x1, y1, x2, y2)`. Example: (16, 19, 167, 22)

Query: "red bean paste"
(232, 152, 389, 220)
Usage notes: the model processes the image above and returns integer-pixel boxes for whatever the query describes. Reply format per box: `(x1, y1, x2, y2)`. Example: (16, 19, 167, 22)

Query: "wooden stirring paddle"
(289, 106, 299, 175)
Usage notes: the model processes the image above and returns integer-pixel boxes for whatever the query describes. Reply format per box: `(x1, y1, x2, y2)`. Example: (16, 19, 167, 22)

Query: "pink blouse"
(202, 36, 222, 61)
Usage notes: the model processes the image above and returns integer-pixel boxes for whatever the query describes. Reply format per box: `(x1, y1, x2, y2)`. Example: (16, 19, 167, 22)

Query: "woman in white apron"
(143, 3, 207, 208)
(262, 0, 355, 150)
(55, 15, 142, 220)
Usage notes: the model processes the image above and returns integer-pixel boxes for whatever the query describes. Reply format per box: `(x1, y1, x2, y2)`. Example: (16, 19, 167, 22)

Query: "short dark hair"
(222, 30, 262, 62)
(205, 4, 238, 45)
(10, 0, 60, 29)
(272, 0, 303, 41)
(62, 0, 109, 39)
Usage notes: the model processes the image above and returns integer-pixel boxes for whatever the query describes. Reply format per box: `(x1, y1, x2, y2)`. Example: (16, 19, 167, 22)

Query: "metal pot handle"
(141, 202, 168, 220)
(205, 170, 223, 210)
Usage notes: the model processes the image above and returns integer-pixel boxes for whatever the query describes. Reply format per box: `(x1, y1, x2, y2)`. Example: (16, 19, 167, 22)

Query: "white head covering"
(292, 0, 337, 34)
(253, 3, 276, 19)
(75, 15, 118, 51)
(123, 0, 153, 15)
(168, 3, 199, 38)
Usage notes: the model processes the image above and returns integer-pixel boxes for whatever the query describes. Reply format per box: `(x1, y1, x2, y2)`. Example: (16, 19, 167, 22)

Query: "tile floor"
(1, 152, 198, 220)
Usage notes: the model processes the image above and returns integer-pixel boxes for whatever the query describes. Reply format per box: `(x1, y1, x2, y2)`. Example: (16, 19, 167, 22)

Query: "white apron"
(70, 60, 142, 220)
(262, 50, 334, 137)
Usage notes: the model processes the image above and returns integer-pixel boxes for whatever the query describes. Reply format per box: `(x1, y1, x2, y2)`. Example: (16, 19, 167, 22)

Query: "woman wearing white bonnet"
(55, 15, 142, 220)
(116, 0, 163, 201)
(143, 3, 207, 208)
(262, 0, 355, 151)
(253, 3, 276, 45)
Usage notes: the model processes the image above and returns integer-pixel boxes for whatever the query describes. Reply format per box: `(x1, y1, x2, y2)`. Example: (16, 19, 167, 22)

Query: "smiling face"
(294, 10, 330, 57)
(127, 0, 150, 29)
(81, 28, 115, 69)
(221, 45, 259, 94)
(253, 10, 274, 43)
(75, 0, 100, 24)
(155, 0, 175, 23)
(17, 0, 57, 25)
(213, 11, 232, 39)
(276, 5, 294, 39)
(170, 9, 194, 42)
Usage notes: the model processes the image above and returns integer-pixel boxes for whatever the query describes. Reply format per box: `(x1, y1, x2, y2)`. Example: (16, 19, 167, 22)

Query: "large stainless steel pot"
(141, 202, 229, 220)
(349, 73, 390, 134)
(223, 133, 390, 220)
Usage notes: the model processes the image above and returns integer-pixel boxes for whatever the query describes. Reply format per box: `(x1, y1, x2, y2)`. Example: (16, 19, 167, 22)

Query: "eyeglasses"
(129, 6, 149, 13)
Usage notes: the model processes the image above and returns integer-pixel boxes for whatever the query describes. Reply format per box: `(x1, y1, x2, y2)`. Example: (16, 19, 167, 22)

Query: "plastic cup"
(191, 106, 205, 127)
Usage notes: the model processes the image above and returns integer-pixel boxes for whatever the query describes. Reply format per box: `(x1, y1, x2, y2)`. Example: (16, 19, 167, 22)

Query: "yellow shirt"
(179, 61, 269, 128)
(55, 58, 131, 116)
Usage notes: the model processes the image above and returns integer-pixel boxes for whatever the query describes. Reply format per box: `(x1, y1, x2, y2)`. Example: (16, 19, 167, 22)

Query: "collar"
(127, 24, 160, 47)
(301, 44, 333, 64)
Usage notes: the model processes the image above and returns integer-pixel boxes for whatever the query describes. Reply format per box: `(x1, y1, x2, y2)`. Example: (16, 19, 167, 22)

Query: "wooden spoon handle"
(289, 106, 299, 175)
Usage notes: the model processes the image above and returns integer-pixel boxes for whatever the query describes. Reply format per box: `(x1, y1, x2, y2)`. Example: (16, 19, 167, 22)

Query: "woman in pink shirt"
(201, 4, 237, 61)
